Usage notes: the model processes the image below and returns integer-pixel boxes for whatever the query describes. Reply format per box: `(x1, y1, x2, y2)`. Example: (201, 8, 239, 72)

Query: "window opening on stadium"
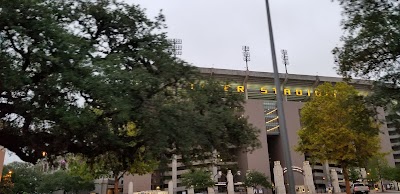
(264, 100, 279, 134)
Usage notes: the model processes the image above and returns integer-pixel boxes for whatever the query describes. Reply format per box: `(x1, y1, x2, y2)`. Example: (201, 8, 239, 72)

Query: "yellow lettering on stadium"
(237, 86, 245, 93)
(284, 88, 291, 95)
(296, 89, 303, 96)
(224, 85, 230, 91)
(260, 87, 268, 94)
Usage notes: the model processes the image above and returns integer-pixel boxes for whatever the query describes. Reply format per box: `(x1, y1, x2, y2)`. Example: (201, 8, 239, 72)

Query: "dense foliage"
(348, 167, 361, 183)
(181, 169, 215, 191)
(333, 0, 400, 132)
(296, 82, 380, 194)
(0, 162, 93, 194)
(1, 162, 41, 194)
(37, 170, 94, 194)
(243, 170, 272, 189)
(0, 0, 259, 171)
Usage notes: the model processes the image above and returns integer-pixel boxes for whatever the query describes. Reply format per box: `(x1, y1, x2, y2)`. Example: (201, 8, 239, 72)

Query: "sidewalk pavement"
(315, 191, 400, 194)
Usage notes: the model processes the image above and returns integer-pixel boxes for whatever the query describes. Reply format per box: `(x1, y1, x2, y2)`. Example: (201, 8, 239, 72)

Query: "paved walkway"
(315, 191, 400, 194)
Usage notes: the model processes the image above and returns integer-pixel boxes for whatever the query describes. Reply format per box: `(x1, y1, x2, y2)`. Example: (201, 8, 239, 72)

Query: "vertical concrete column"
(168, 180, 174, 194)
(227, 170, 235, 194)
(212, 167, 218, 194)
(273, 161, 286, 194)
(172, 155, 177, 193)
(247, 187, 254, 194)
(212, 167, 218, 182)
(360, 168, 367, 183)
(128, 182, 134, 194)
(212, 149, 218, 182)
(188, 187, 194, 194)
(303, 161, 316, 194)
(211, 150, 218, 194)
(323, 161, 331, 188)
(330, 169, 340, 193)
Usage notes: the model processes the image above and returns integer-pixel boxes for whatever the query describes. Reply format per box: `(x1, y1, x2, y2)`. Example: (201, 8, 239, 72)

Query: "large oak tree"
(333, 0, 400, 132)
(0, 0, 260, 180)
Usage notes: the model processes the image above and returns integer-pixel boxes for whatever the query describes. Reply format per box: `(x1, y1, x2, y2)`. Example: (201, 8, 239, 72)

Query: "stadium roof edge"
(197, 67, 372, 86)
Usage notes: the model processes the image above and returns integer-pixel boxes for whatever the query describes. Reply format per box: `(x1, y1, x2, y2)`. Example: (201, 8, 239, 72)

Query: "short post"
(330, 169, 340, 193)
(227, 170, 235, 194)
(168, 180, 174, 194)
(128, 182, 134, 194)
(188, 187, 195, 194)
(273, 161, 286, 194)
(247, 187, 254, 194)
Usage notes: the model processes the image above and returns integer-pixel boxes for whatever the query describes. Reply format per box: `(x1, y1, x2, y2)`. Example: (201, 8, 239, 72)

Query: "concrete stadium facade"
(1, 67, 396, 193)
(120, 67, 396, 194)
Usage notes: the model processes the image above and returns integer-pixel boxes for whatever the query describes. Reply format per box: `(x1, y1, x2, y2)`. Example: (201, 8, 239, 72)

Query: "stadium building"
(0, 67, 397, 193)
(121, 67, 396, 194)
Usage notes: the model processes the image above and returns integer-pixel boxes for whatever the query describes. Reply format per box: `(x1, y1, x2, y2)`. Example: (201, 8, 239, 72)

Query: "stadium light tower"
(264, 0, 296, 193)
(281, 49, 289, 74)
(242, 46, 250, 100)
(242, 46, 250, 71)
(168, 39, 182, 58)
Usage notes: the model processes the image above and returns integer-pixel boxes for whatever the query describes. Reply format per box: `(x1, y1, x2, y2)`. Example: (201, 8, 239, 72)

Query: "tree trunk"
(114, 175, 120, 194)
(342, 165, 351, 194)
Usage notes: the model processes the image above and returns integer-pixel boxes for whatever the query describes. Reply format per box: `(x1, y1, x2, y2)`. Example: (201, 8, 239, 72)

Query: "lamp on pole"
(264, 0, 296, 193)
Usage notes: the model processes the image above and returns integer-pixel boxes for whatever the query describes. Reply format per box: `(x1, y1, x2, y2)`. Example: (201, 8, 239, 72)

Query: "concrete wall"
(123, 174, 152, 193)
(0, 147, 5, 182)
(239, 99, 271, 180)
(282, 101, 305, 185)
(237, 99, 273, 194)
(239, 100, 306, 186)
(377, 107, 396, 167)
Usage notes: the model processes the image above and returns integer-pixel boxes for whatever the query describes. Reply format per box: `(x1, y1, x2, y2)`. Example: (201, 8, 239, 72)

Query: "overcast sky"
(4, 0, 344, 164)
(133, 0, 344, 77)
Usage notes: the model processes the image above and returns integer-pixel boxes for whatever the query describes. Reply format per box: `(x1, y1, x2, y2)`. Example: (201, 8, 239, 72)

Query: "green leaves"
(297, 83, 379, 171)
(139, 79, 260, 165)
(333, 0, 400, 136)
(297, 82, 380, 166)
(348, 167, 361, 183)
(1, 162, 42, 194)
(296, 82, 380, 192)
(333, 0, 400, 79)
(243, 170, 272, 189)
(37, 170, 94, 194)
(181, 169, 214, 191)
(366, 154, 396, 183)
(0, 2, 259, 188)
(0, 0, 194, 162)
(1, 161, 94, 194)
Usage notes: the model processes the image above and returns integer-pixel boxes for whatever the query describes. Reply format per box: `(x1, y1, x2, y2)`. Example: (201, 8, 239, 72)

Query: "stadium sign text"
(224, 85, 335, 97)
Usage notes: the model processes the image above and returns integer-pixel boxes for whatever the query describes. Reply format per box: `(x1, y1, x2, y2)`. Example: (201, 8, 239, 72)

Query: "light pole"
(264, 0, 296, 193)
(168, 39, 182, 58)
